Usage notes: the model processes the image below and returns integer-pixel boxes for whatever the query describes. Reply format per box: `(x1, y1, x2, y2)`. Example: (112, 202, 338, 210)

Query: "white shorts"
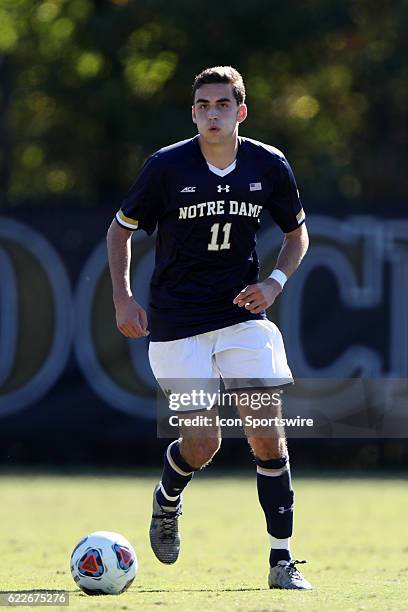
(149, 320, 293, 411)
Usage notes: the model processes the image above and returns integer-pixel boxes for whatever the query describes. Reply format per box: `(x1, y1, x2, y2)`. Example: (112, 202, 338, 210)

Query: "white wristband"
(268, 269, 287, 289)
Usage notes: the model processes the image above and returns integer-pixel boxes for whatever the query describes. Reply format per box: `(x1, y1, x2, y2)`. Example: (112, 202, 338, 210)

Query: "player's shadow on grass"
(0, 590, 66, 593)
(66, 587, 269, 594)
(0, 587, 270, 597)
(136, 587, 268, 593)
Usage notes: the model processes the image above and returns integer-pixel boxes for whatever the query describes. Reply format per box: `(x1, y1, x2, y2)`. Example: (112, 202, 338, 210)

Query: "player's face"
(192, 83, 247, 144)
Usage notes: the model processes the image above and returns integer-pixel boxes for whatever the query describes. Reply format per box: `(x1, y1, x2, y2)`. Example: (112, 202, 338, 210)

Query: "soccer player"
(107, 66, 311, 590)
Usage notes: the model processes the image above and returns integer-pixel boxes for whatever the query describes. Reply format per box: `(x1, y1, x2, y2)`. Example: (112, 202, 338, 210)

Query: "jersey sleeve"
(266, 157, 305, 233)
(115, 154, 164, 235)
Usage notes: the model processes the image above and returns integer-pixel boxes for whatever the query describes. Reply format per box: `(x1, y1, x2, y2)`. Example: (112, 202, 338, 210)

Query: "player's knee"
(180, 436, 221, 469)
(248, 436, 287, 461)
(193, 436, 221, 468)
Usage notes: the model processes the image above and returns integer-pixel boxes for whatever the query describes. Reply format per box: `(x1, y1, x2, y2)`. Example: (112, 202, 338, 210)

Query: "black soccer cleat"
(268, 559, 312, 590)
(149, 484, 182, 564)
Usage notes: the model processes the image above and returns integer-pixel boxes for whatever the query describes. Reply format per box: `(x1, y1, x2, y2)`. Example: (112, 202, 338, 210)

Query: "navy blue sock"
(156, 441, 196, 509)
(269, 548, 291, 567)
(256, 455, 294, 567)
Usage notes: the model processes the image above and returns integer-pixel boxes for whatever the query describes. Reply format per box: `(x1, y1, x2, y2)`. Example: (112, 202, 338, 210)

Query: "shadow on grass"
(135, 587, 269, 593)
(0, 587, 269, 596)
(0, 590, 68, 593)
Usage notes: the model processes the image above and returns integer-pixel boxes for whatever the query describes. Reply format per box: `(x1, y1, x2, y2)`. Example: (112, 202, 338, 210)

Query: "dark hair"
(192, 66, 246, 105)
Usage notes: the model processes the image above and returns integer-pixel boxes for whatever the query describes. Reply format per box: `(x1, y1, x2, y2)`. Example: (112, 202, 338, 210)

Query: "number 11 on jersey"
(208, 222, 232, 251)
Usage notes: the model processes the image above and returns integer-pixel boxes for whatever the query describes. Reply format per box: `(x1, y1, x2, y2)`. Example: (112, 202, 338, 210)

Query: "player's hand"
(232, 278, 282, 314)
(114, 296, 149, 338)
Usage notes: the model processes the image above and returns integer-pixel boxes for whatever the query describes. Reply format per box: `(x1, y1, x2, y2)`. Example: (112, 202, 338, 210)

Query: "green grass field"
(0, 472, 407, 611)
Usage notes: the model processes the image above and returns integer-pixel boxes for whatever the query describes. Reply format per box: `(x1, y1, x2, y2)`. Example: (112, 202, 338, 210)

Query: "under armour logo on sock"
(278, 504, 294, 514)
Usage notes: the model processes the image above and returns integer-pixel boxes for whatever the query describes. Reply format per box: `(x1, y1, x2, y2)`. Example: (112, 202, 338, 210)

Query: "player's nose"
(207, 106, 220, 120)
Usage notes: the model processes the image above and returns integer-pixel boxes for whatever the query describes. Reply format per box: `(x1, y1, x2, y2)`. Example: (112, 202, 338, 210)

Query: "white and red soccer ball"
(70, 531, 137, 595)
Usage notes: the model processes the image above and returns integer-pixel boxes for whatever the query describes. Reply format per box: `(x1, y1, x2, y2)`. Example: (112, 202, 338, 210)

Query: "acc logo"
(0, 217, 156, 420)
(2, 215, 408, 424)
(0, 218, 73, 418)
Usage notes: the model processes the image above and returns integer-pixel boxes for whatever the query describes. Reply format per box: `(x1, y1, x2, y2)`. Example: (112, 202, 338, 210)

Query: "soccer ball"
(70, 531, 137, 595)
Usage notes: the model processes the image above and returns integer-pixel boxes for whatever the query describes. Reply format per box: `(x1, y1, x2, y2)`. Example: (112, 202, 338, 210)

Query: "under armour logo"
(217, 185, 230, 192)
(278, 504, 294, 514)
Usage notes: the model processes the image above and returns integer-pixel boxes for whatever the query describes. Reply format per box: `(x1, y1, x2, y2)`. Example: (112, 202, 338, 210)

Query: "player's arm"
(233, 223, 309, 314)
(234, 153, 309, 314)
(271, 222, 309, 279)
(106, 220, 149, 338)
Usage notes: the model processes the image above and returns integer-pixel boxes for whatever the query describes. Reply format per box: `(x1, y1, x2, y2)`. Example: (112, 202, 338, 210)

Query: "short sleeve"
(115, 154, 164, 235)
(266, 157, 305, 233)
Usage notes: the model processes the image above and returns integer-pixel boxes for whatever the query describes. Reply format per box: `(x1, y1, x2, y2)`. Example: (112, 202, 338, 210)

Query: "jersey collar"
(206, 159, 236, 177)
(193, 134, 243, 176)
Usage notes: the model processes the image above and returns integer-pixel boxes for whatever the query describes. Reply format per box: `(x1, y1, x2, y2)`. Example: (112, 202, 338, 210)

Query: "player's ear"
(192, 105, 197, 124)
(237, 104, 247, 124)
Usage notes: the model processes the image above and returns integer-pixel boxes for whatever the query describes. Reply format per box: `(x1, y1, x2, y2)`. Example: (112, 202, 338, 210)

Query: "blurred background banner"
(0, 0, 407, 466)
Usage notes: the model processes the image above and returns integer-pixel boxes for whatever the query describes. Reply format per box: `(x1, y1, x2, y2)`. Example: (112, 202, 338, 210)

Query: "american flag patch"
(250, 182, 262, 191)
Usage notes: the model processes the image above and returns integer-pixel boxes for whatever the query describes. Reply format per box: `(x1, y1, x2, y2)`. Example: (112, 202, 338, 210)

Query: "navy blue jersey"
(115, 136, 305, 341)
